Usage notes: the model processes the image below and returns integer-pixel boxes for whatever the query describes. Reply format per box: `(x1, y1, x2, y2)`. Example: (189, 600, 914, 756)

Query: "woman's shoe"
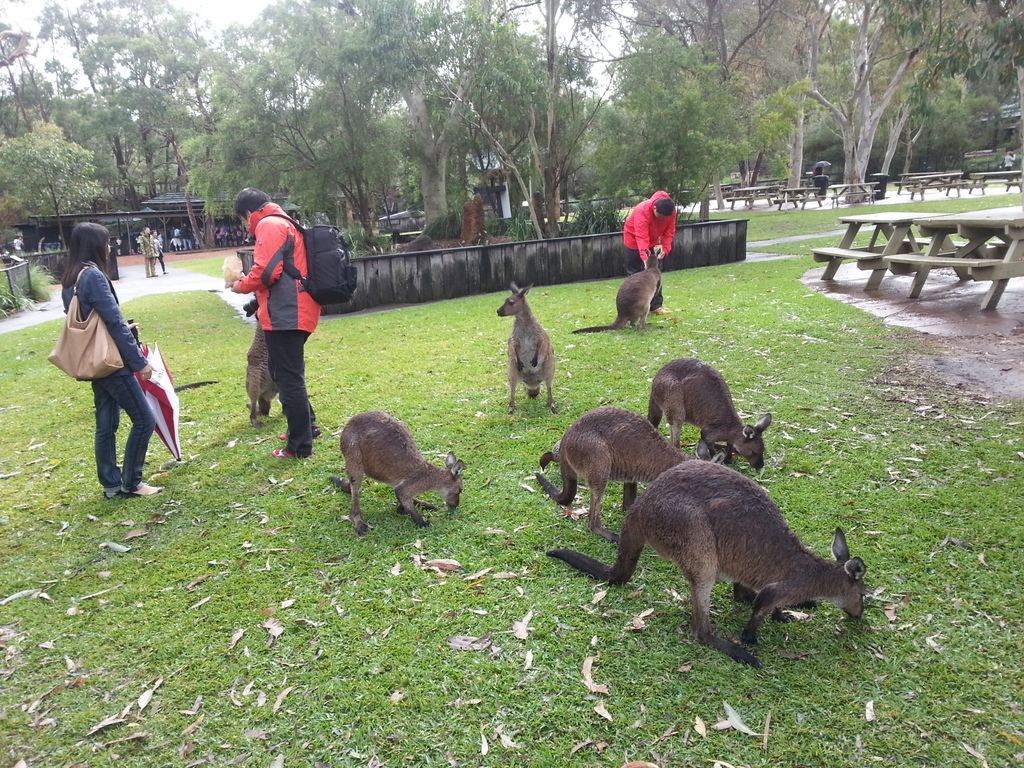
(121, 483, 164, 497)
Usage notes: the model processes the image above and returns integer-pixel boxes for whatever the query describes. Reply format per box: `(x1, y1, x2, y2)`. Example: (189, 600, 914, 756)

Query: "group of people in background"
(215, 225, 250, 248)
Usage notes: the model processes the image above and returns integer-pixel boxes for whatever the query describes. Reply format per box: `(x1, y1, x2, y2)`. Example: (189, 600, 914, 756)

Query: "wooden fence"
(240, 219, 747, 315)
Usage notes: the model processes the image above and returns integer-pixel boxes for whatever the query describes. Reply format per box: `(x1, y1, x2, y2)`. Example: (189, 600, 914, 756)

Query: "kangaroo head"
(736, 413, 772, 469)
(443, 452, 466, 508)
(830, 527, 868, 618)
(497, 282, 532, 317)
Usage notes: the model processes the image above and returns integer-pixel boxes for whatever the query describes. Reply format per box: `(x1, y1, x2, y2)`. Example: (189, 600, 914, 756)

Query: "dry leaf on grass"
(694, 716, 708, 737)
(512, 611, 533, 640)
(723, 701, 761, 736)
(272, 685, 294, 713)
(228, 628, 246, 649)
(390, 690, 406, 702)
(594, 702, 613, 721)
(581, 656, 609, 694)
(591, 590, 607, 605)
(865, 700, 876, 721)
(262, 617, 285, 647)
(425, 558, 462, 571)
(86, 714, 126, 736)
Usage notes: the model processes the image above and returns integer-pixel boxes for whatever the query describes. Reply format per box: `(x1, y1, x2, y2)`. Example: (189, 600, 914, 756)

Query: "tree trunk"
(788, 100, 806, 187)
(405, 88, 450, 226)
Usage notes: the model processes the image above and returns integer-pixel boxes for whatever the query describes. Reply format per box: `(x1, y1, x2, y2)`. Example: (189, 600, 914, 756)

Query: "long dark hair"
(61, 222, 112, 288)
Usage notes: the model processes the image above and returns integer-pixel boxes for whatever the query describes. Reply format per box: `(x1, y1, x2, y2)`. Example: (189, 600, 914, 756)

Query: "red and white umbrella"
(134, 343, 181, 460)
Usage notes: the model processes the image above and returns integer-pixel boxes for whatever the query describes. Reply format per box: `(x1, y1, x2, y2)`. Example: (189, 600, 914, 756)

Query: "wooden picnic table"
(966, 170, 1023, 195)
(885, 206, 1024, 309)
(894, 171, 964, 201)
(774, 186, 824, 210)
(826, 182, 877, 208)
(812, 211, 935, 287)
(723, 185, 780, 210)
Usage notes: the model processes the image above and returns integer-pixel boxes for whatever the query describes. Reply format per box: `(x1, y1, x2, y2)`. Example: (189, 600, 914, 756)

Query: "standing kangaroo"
(547, 461, 868, 667)
(497, 282, 557, 415)
(648, 357, 771, 469)
(572, 258, 662, 334)
(329, 411, 466, 536)
(246, 325, 278, 428)
(535, 406, 718, 543)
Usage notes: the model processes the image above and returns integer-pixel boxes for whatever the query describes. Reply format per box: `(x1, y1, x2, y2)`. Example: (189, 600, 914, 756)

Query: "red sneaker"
(270, 448, 311, 459)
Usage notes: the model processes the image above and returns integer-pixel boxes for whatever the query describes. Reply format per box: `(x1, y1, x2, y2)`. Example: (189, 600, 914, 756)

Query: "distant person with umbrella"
(59, 222, 164, 498)
(811, 161, 831, 197)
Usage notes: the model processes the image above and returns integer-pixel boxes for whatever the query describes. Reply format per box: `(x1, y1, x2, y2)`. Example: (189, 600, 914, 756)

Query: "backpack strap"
(259, 213, 307, 287)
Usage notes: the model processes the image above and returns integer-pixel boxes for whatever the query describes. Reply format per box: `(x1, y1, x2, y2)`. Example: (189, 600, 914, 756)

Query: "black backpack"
(266, 213, 358, 305)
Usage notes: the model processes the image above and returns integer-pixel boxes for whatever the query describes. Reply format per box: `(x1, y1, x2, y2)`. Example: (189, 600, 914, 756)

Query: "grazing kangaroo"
(535, 406, 718, 543)
(329, 411, 466, 536)
(572, 258, 662, 334)
(648, 357, 771, 469)
(497, 282, 557, 415)
(547, 461, 868, 668)
(246, 325, 278, 428)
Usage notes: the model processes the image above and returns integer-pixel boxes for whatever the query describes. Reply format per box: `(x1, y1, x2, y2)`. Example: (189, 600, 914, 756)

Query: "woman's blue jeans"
(91, 373, 156, 494)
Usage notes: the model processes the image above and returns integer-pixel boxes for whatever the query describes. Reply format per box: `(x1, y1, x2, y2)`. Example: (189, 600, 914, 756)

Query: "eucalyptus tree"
(38, 0, 218, 238)
(0, 122, 102, 245)
(193, 0, 401, 236)
(0, 29, 52, 135)
(804, 0, 921, 184)
(589, 33, 741, 206)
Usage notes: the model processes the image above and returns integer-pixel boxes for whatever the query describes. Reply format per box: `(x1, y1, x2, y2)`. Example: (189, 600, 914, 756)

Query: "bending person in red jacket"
(623, 191, 677, 314)
(230, 188, 321, 459)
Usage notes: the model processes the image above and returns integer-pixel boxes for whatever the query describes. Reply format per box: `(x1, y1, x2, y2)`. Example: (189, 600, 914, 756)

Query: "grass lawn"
(1, 251, 1022, 766)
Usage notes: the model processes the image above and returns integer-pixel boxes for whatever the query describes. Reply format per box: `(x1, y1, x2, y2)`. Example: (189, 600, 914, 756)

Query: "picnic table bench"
(884, 207, 1024, 309)
(723, 185, 781, 209)
(812, 211, 933, 287)
(893, 171, 964, 201)
(773, 186, 824, 210)
(966, 170, 1023, 195)
(826, 182, 877, 207)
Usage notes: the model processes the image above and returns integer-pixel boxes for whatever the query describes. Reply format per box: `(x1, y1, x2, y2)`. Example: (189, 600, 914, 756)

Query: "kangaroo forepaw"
(412, 498, 438, 512)
(329, 475, 352, 494)
(740, 629, 760, 646)
(595, 527, 620, 544)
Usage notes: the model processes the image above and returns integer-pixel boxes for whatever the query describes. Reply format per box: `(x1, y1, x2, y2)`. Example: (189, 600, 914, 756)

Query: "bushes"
(0, 261, 56, 316)
(563, 199, 623, 236)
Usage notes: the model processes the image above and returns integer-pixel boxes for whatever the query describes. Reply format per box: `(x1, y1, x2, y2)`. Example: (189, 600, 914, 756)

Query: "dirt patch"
(912, 331, 1024, 402)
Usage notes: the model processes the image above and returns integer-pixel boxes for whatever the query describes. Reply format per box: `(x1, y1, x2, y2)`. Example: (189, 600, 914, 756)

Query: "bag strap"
(259, 213, 307, 285)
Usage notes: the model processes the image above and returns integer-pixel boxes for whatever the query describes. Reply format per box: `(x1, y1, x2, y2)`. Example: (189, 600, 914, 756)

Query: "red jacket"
(236, 203, 321, 333)
(623, 190, 677, 258)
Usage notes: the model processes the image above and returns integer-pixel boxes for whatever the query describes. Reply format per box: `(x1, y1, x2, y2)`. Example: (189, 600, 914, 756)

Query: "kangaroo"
(648, 357, 771, 469)
(497, 282, 557, 415)
(246, 325, 278, 428)
(329, 410, 466, 536)
(547, 461, 868, 668)
(572, 258, 662, 334)
(535, 406, 718, 543)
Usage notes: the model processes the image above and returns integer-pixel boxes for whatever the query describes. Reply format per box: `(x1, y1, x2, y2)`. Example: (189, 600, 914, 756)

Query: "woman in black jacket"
(60, 222, 163, 498)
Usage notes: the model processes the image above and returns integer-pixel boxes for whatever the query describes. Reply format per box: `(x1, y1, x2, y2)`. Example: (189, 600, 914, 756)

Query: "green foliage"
(0, 248, 1022, 765)
(0, 123, 101, 223)
(422, 209, 463, 240)
(590, 34, 741, 206)
(562, 199, 623, 236)
(25, 262, 55, 302)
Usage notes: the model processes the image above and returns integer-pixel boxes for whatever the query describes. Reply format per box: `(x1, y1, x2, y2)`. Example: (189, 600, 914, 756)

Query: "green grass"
(1, 256, 1022, 767)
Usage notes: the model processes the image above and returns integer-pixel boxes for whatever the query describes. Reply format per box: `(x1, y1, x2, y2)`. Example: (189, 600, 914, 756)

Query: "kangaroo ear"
(695, 439, 711, 460)
(754, 413, 772, 433)
(832, 527, 850, 563)
(742, 425, 756, 440)
(509, 281, 520, 294)
(521, 284, 533, 296)
(845, 557, 867, 581)
(446, 452, 465, 476)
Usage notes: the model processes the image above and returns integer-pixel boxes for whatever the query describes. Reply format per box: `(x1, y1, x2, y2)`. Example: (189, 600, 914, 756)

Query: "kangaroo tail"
(572, 324, 617, 334)
(328, 475, 352, 494)
(546, 548, 615, 581)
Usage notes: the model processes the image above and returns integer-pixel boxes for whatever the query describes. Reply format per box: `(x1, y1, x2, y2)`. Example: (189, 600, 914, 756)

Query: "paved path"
(0, 251, 250, 335)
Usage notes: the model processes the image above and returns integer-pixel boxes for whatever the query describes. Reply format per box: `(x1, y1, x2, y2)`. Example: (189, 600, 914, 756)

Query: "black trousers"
(263, 329, 317, 457)
(623, 247, 664, 311)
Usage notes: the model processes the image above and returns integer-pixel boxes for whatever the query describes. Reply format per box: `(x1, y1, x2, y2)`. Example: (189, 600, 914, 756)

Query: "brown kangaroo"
(648, 357, 771, 469)
(547, 461, 868, 668)
(246, 325, 278, 428)
(497, 282, 557, 414)
(535, 406, 718, 543)
(572, 258, 661, 334)
(329, 411, 466, 536)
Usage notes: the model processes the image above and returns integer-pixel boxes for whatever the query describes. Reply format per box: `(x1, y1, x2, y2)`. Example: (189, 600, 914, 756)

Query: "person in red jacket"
(229, 188, 321, 458)
(623, 191, 677, 314)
